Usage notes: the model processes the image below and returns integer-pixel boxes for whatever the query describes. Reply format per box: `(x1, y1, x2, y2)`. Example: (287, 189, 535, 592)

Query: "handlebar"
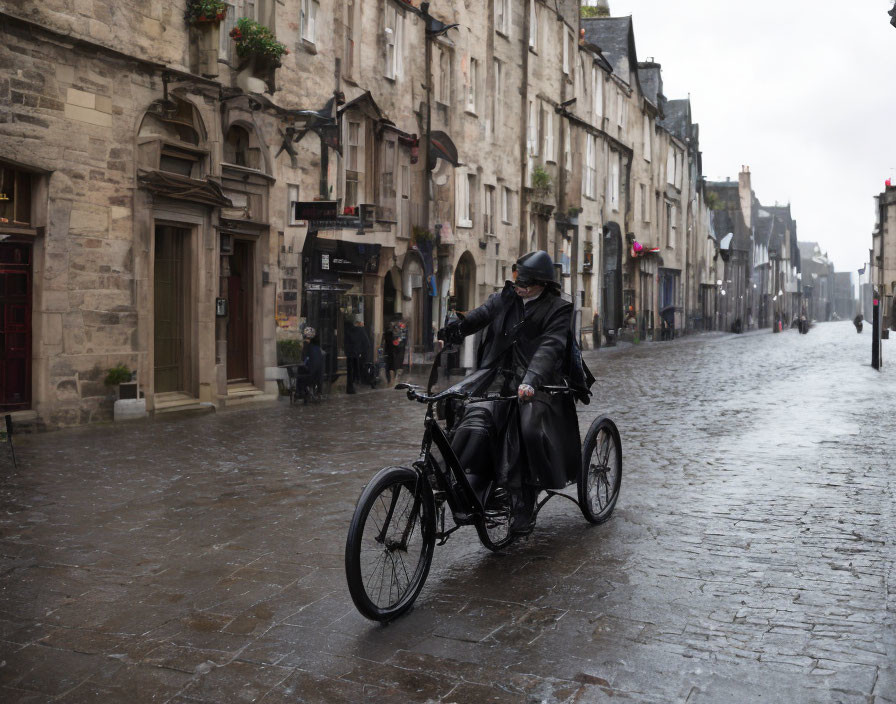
(394, 382, 575, 404)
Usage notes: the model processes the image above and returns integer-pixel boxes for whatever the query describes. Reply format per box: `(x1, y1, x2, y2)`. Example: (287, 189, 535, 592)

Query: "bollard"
(872, 297, 881, 370)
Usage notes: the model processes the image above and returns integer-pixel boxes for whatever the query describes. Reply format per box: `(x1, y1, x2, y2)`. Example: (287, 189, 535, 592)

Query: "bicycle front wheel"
(578, 417, 622, 524)
(345, 466, 436, 622)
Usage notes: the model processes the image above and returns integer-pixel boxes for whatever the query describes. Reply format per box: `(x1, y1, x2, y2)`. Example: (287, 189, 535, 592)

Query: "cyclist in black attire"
(438, 251, 593, 533)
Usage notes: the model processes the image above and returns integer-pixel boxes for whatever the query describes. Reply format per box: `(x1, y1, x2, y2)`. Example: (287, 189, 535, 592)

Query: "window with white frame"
(381, 136, 397, 207)
(467, 57, 478, 113)
(529, 0, 537, 50)
(542, 105, 554, 162)
(495, 0, 510, 36)
(592, 65, 603, 121)
(666, 148, 675, 186)
(385, 5, 404, 80)
(301, 0, 318, 44)
(527, 101, 538, 157)
(457, 171, 474, 228)
(583, 134, 596, 199)
(643, 114, 651, 162)
(344, 119, 364, 207)
(484, 185, 495, 235)
(609, 151, 620, 211)
(288, 184, 300, 225)
(501, 186, 512, 224)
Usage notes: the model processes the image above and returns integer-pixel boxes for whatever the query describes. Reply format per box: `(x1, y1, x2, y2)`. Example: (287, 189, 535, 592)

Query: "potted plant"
(531, 164, 552, 200)
(104, 363, 137, 400)
(186, 0, 228, 24)
(230, 18, 289, 68)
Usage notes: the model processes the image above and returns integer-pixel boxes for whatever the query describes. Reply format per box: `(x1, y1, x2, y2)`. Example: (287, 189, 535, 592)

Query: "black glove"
(437, 320, 464, 345)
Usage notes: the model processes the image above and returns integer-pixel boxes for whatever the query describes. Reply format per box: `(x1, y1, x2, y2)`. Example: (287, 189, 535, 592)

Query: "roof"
(637, 63, 662, 106)
(581, 16, 640, 91)
(659, 99, 691, 143)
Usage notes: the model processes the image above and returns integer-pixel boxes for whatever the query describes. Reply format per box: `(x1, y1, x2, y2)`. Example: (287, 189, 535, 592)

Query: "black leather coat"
(452, 282, 583, 489)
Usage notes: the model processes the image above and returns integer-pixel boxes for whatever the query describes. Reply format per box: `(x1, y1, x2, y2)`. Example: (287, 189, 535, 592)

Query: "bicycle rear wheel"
(578, 417, 622, 524)
(345, 466, 436, 622)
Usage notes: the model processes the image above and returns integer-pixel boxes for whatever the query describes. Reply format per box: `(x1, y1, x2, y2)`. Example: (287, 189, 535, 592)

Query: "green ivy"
(531, 164, 552, 196)
(581, 6, 611, 18)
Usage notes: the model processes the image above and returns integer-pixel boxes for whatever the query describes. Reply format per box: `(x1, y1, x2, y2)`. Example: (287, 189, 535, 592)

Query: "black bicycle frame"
(413, 404, 488, 527)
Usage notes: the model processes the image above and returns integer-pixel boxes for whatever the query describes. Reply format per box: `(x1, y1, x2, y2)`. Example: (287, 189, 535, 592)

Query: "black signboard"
(294, 200, 338, 222)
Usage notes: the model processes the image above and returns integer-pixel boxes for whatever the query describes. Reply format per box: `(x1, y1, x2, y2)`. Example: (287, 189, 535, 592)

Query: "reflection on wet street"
(1, 322, 893, 703)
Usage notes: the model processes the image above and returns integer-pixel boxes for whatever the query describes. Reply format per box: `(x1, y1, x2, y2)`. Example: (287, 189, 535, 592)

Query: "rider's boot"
(510, 486, 536, 535)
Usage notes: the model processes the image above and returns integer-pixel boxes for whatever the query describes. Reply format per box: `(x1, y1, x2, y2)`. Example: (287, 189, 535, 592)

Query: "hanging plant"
(229, 18, 289, 63)
(411, 226, 435, 247)
(186, 0, 228, 24)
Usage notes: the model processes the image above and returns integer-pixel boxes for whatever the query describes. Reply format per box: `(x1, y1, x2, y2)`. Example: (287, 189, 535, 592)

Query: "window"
(643, 114, 651, 162)
(542, 105, 554, 162)
(484, 185, 495, 235)
(381, 137, 397, 208)
(437, 47, 452, 105)
(301, 0, 318, 44)
(609, 151, 620, 211)
(467, 173, 477, 226)
(593, 68, 603, 121)
(529, 0, 537, 50)
(0, 165, 32, 227)
(583, 135, 596, 199)
(457, 172, 475, 228)
(288, 184, 300, 225)
(564, 125, 571, 173)
(344, 0, 357, 79)
(563, 29, 570, 75)
(667, 148, 675, 186)
(224, 125, 254, 168)
(501, 186, 513, 224)
(385, 5, 404, 80)
(221, 1, 259, 61)
(666, 202, 676, 248)
(527, 101, 538, 157)
(491, 59, 502, 137)
(345, 119, 363, 207)
(640, 183, 648, 222)
(616, 91, 625, 128)
(495, 0, 510, 36)
(467, 57, 478, 113)
(675, 150, 683, 189)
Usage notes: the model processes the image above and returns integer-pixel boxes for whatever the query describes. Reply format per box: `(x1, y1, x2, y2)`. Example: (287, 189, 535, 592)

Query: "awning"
(138, 169, 232, 207)
(429, 130, 460, 170)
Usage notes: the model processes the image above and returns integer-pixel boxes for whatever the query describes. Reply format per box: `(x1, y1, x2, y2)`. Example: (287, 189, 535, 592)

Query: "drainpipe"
(518, 2, 531, 258)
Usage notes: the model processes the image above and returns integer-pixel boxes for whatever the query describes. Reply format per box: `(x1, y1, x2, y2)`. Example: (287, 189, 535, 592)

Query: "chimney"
(738, 166, 752, 229)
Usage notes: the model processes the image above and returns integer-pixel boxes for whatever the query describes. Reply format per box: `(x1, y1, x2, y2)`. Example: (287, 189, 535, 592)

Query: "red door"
(0, 242, 31, 411)
(226, 239, 251, 382)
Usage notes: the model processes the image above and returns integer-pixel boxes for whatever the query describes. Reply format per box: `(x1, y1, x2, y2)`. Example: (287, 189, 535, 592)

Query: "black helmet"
(514, 250, 557, 287)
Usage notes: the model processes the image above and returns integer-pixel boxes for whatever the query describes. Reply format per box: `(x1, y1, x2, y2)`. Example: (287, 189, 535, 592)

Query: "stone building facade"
(872, 183, 896, 327)
(0, 0, 767, 428)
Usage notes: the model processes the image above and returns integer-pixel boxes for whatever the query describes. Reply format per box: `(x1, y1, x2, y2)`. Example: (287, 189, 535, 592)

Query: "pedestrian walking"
(343, 315, 368, 394)
(382, 318, 405, 386)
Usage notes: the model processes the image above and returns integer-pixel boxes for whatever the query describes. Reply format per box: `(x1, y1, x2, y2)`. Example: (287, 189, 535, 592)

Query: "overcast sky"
(608, 0, 896, 278)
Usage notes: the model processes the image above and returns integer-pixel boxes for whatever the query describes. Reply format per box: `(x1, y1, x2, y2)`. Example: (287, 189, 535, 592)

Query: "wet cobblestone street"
(1, 322, 894, 703)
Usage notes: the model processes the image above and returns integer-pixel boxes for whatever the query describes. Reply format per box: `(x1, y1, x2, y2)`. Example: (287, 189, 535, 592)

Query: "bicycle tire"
(475, 486, 515, 551)
(345, 466, 436, 622)
(578, 417, 622, 524)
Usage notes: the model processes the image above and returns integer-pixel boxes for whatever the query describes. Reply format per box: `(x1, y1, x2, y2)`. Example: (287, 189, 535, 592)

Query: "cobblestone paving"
(0, 322, 893, 703)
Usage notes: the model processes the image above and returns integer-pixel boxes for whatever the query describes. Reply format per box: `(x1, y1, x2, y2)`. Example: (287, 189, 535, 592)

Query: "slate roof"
(659, 99, 691, 142)
(581, 16, 639, 89)
(637, 63, 662, 106)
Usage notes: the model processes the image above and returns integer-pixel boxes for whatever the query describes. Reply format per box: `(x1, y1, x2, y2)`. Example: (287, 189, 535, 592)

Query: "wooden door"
(154, 226, 186, 393)
(226, 239, 251, 382)
(0, 242, 31, 411)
